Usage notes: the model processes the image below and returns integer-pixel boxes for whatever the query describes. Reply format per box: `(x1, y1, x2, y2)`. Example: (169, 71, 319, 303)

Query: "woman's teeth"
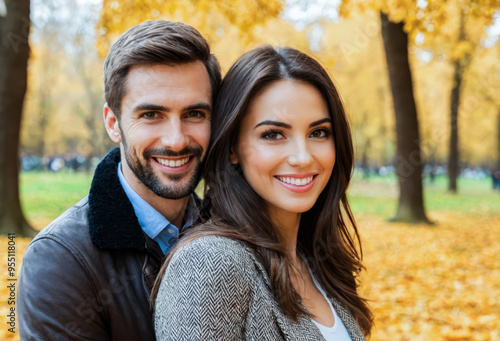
(157, 157, 190, 167)
(276, 176, 314, 186)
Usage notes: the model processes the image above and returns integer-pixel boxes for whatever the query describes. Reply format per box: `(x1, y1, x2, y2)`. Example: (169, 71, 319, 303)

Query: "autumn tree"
(31, 8, 63, 157)
(338, 2, 430, 222)
(418, 1, 498, 192)
(379, 12, 430, 223)
(0, 0, 36, 236)
(97, 0, 283, 57)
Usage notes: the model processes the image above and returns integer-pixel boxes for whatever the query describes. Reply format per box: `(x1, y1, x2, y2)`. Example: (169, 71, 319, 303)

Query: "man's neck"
(138, 189, 189, 229)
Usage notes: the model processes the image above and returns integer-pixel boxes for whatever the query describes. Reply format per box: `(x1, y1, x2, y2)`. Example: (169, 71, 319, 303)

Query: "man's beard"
(122, 138, 204, 200)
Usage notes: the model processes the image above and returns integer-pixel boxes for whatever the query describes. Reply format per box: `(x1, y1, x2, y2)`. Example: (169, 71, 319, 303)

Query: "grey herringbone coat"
(154, 236, 366, 340)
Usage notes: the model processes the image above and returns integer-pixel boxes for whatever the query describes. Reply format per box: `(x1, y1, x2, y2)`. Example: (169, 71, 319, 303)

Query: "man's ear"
(229, 147, 239, 165)
(103, 103, 121, 143)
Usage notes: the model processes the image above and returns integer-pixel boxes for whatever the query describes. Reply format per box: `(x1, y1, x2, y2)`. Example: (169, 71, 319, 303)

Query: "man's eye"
(141, 112, 158, 119)
(186, 111, 205, 118)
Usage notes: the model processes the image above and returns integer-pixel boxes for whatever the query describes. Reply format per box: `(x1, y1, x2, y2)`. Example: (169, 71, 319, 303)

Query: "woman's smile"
(274, 173, 318, 193)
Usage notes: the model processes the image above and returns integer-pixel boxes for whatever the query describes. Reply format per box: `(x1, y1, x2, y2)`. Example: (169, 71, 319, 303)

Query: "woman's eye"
(262, 131, 284, 140)
(310, 129, 330, 138)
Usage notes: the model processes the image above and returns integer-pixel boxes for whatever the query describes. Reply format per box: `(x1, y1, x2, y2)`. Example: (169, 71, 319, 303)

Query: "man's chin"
(150, 183, 197, 200)
(148, 172, 200, 199)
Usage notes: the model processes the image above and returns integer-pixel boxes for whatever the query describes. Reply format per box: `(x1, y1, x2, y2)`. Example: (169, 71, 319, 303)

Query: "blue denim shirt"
(117, 162, 198, 254)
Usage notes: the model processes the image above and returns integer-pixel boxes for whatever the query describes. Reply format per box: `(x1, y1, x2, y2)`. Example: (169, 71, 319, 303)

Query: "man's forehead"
(122, 62, 212, 109)
(126, 62, 208, 86)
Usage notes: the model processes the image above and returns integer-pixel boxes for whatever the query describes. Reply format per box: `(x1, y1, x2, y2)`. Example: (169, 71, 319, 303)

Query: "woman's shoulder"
(174, 234, 250, 257)
(168, 235, 257, 277)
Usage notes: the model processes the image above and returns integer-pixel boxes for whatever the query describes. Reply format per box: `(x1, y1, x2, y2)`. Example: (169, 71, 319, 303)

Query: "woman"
(152, 45, 373, 340)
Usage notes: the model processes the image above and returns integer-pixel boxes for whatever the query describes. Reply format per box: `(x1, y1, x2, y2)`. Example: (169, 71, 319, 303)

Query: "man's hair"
(103, 20, 221, 118)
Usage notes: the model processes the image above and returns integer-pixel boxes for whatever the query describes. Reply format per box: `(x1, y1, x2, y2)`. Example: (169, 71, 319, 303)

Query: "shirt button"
(168, 237, 177, 246)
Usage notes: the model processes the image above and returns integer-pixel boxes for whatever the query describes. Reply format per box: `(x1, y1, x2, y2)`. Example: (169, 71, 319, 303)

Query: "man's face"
(107, 62, 212, 200)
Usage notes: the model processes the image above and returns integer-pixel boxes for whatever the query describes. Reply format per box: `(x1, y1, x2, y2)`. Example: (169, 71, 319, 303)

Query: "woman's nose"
(287, 139, 313, 167)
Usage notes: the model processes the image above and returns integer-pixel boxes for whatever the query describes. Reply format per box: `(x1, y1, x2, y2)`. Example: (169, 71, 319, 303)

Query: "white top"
(309, 269, 352, 341)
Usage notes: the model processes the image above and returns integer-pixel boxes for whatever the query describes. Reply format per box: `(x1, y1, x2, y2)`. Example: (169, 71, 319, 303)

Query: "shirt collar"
(117, 162, 198, 240)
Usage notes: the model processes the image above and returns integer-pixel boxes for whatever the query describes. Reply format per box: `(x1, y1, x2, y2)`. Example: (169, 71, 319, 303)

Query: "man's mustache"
(144, 146, 203, 158)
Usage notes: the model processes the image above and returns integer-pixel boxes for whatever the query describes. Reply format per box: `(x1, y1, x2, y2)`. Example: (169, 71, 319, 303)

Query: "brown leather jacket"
(18, 148, 175, 340)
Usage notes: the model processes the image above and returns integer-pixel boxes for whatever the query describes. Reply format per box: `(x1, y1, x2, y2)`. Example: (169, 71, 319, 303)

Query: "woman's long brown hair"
(151, 45, 374, 337)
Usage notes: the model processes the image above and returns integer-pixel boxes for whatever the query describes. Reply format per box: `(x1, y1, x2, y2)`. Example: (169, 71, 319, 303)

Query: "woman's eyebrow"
(254, 120, 292, 130)
(309, 118, 332, 128)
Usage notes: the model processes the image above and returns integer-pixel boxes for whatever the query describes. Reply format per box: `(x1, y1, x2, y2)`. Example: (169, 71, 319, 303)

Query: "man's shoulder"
(30, 195, 91, 252)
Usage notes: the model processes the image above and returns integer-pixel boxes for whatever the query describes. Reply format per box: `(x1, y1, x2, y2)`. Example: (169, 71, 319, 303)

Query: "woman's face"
(232, 80, 335, 216)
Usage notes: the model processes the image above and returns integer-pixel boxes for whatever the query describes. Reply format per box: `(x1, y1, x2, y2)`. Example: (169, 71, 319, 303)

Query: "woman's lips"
(274, 174, 317, 193)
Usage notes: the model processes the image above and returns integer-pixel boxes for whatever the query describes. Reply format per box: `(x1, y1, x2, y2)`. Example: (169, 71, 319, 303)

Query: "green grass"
(348, 172, 500, 219)
(19, 171, 500, 229)
(20, 171, 93, 228)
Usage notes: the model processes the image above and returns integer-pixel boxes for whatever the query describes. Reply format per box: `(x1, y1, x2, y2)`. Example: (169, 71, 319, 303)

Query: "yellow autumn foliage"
(1, 212, 499, 339)
(97, 0, 283, 56)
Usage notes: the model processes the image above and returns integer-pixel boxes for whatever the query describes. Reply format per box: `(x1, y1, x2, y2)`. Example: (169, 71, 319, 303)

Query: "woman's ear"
(229, 147, 239, 165)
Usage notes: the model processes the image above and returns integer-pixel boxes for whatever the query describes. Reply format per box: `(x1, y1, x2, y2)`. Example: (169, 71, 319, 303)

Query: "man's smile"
(155, 156, 191, 168)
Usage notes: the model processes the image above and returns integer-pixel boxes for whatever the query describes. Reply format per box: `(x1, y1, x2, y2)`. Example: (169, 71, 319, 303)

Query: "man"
(18, 20, 221, 340)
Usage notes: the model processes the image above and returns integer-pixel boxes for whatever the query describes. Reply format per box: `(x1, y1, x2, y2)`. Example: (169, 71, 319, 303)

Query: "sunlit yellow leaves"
(339, 0, 499, 40)
(97, 0, 283, 57)
(450, 41, 474, 61)
(358, 213, 500, 340)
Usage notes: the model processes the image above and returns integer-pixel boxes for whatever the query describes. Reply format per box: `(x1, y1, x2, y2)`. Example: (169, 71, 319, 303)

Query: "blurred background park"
(1, 0, 500, 340)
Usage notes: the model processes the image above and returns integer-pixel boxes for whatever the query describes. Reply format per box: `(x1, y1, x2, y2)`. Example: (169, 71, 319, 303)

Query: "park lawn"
(19, 171, 500, 230)
(2, 171, 498, 340)
(20, 171, 93, 230)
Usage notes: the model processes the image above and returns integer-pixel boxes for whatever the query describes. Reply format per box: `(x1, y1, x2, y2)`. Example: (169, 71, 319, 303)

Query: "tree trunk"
(0, 0, 36, 236)
(448, 59, 463, 193)
(380, 12, 430, 224)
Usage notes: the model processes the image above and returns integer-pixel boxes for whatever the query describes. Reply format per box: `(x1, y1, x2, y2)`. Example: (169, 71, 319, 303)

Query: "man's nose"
(287, 139, 313, 167)
(160, 117, 189, 152)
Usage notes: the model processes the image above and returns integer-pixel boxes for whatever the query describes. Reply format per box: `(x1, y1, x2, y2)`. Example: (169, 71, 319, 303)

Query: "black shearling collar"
(88, 147, 148, 251)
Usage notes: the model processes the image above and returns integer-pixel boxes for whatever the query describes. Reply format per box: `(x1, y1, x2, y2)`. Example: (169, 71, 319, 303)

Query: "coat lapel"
(244, 247, 365, 340)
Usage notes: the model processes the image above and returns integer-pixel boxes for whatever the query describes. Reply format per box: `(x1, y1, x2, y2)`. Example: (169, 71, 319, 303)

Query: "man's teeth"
(276, 176, 314, 186)
(157, 157, 190, 167)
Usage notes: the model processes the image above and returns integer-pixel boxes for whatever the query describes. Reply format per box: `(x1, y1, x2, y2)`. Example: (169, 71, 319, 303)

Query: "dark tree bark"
(0, 0, 36, 236)
(447, 12, 470, 193)
(448, 59, 463, 193)
(380, 12, 430, 224)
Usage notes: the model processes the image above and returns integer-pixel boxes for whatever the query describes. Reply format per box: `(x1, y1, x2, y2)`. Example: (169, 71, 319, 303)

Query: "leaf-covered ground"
(358, 213, 500, 340)
(1, 212, 498, 340)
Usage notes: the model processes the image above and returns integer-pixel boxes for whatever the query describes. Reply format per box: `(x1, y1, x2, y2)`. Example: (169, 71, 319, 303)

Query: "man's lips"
(154, 156, 191, 168)
(153, 156, 195, 173)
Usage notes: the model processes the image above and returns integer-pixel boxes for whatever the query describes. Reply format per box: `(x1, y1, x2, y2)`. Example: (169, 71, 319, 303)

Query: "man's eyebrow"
(133, 103, 169, 113)
(182, 102, 212, 112)
(254, 120, 292, 130)
(309, 118, 332, 128)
